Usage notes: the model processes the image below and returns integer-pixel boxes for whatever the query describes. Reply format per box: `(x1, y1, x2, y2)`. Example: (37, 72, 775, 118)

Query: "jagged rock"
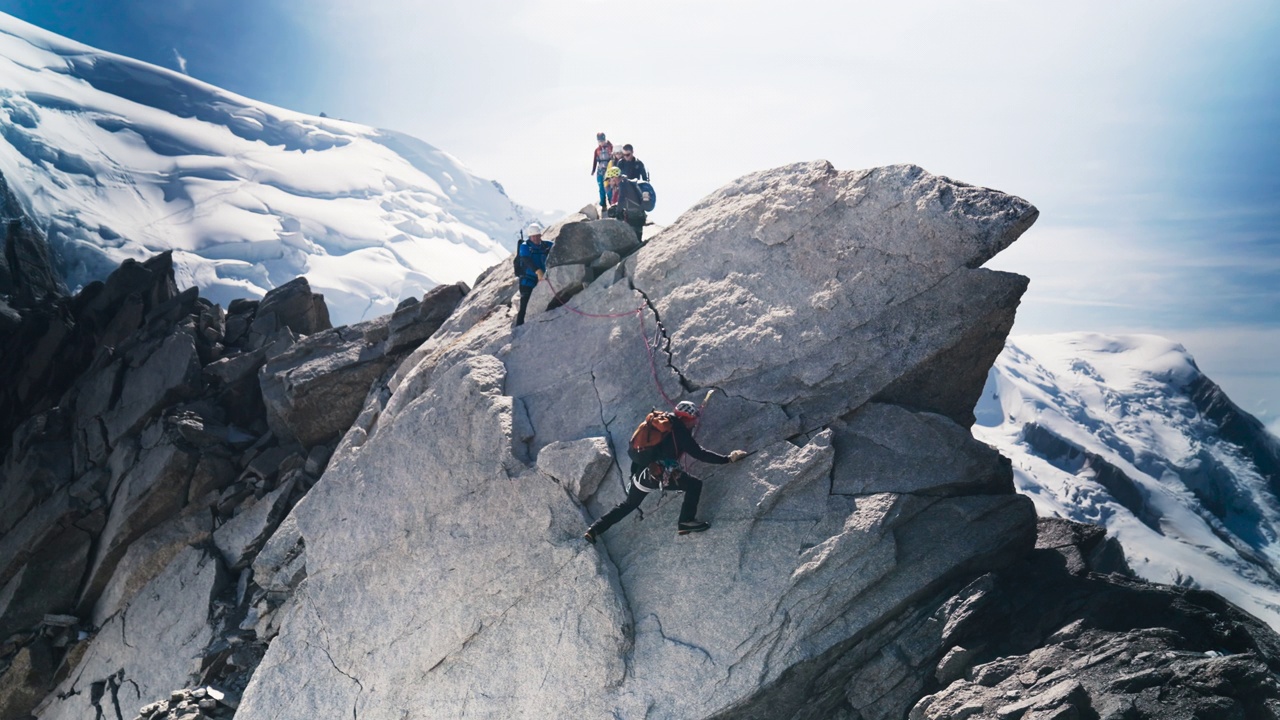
(259, 317, 399, 448)
(79, 419, 202, 614)
(536, 437, 613, 500)
(384, 282, 467, 354)
(251, 514, 305, 594)
(258, 282, 463, 447)
(247, 277, 330, 343)
(100, 327, 205, 446)
(1035, 517, 1132, 577)
(35, 546, 226, 720)
(0, 524, 92, 638)
(212, 477, 297, 570)
(0, 408, 73, 535)
(237, 163, 1045, 719)
(830, 402, 1013, 496)
(3, 218, 65, 306)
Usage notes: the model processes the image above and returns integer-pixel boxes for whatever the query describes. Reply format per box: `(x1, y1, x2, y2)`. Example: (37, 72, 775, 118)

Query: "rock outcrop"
(5, 161, 1280, 720)
(234, 162, 1053, 719)
(0, 217, 468, 719)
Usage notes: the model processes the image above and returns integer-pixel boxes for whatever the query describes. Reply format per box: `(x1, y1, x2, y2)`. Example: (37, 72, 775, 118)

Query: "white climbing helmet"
(527, 222, 544, 236)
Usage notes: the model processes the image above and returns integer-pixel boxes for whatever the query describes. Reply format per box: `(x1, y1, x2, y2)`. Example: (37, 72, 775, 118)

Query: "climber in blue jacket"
(514, 223, 552, 326)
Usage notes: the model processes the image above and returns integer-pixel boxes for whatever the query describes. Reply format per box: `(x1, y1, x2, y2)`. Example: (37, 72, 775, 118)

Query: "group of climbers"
(514, 132, 745, 542)
(592, 132, 653, 243)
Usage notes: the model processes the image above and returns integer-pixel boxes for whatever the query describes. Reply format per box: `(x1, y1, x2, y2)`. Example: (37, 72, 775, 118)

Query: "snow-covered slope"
(0, 12, 533, 325)
(975, 333, 1280, 629)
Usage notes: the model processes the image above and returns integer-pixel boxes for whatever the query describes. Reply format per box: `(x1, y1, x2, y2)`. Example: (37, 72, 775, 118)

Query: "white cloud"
(172, 47, 188, 75)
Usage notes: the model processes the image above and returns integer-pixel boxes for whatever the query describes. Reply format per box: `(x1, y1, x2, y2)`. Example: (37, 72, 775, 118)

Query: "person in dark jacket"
(513, 223, 551, 326)
(605, 167, 647, 242)
(584, 401, 747, 543)
(615, 144, 648, 182)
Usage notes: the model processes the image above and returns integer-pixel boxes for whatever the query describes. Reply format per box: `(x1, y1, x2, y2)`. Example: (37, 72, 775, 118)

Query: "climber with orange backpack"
(584, 400, 747, 543)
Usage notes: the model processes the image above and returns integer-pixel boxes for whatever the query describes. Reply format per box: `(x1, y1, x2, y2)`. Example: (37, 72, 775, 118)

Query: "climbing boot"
(583, 529, 597, 544)
(677, 520, 710, 535)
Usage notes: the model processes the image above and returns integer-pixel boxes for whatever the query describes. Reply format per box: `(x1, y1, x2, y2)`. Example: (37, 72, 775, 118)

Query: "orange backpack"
(629, 410, 674, 454)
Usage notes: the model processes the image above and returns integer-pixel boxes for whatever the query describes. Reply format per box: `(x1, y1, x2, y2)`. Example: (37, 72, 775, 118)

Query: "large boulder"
(248, 276, 331, 341)
(236, 162, 1046, 719)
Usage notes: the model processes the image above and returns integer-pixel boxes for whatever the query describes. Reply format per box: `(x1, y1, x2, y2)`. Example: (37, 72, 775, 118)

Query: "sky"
(2, 0, 1278, 433)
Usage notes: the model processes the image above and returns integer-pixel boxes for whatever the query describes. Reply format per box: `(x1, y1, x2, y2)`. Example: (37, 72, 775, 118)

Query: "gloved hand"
(728, 450, 748, 463)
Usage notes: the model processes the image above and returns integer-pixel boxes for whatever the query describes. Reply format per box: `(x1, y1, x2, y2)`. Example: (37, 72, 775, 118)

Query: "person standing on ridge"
(616, 143, 648, 182)
(584, 401, 748, 543)
(605, 166, 648, 243)
(513, 223, 552, 326)
(591, 132, 613, 215)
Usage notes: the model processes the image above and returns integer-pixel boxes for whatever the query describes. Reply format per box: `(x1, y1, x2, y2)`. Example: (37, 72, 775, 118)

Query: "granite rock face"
(236, 162, 1055, 719)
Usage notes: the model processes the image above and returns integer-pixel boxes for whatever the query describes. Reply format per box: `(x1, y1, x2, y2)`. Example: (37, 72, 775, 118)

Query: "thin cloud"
(172, 47, 188, 75)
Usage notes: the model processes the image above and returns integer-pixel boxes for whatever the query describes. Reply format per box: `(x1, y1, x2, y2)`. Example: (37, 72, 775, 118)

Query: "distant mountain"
(975, 332, 1280, 628)
(0, 12, 535, 325)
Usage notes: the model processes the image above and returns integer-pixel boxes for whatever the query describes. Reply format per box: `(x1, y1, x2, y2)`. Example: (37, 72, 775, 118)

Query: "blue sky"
(2, 0, 1278, 432)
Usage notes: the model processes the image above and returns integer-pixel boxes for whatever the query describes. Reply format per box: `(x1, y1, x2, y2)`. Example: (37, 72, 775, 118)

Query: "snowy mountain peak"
(0, 12, 532, 325)
(977, 332, 1280, 629)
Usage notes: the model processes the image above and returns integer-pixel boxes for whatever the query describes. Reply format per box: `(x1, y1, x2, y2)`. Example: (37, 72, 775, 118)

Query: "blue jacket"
(515, 239, 552, 288)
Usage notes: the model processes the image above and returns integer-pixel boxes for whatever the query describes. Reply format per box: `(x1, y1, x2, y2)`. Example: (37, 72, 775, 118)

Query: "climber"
(513, 222, 552, 326)
(616, 144, 649, 182)
(591, 132, 613, 214)
(605, 166, 648, 243)
(584, 401, 747, 543)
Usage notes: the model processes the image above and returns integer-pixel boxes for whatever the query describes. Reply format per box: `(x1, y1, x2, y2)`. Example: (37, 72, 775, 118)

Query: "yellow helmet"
(605, 166, 621, 179)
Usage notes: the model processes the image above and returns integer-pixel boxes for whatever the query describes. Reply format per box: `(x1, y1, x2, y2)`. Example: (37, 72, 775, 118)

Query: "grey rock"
(591, 250, 622, 272)
(259, 316, 398, 447)
(203, 347, 268, 386)
(0, 639, 56, 720)
(79, 423, 200, 614)
(536, 437, 613, 500)
(547, 262, 589, 291)
(212, 477, 297, 570)
(101, 328, 204, 446)
(303, 444, 333, 477)
(0, 409, 73, 535)
(91, 508, 212, 626)
(235, 163, 1044, 719)
(0, 524, 92, 637)
(831, 403, 1012, 496)
(385, 281, 467, 354)
(251, 513, 306, 594)
(36, 547, 226, 720)
(250, 276, 331, 338)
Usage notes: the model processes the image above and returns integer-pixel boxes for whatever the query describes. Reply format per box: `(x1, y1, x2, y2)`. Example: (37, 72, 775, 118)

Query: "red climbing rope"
(541, 274, 680, 409)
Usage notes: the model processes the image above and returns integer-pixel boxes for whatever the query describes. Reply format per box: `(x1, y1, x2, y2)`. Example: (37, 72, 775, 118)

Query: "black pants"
(607, 206, 646, 243)
(588, 473, 702, 537)
(515, 284, 534, 326)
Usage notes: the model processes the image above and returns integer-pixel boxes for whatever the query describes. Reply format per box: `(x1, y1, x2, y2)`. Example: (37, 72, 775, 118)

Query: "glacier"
(0, 12, 535, 326)
(976, 332, 1280, 629)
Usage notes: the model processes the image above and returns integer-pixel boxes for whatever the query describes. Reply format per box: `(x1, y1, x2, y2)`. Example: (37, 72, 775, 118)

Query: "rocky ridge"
(0, 210, 466, 719)
(1, 161, 1279, 720)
